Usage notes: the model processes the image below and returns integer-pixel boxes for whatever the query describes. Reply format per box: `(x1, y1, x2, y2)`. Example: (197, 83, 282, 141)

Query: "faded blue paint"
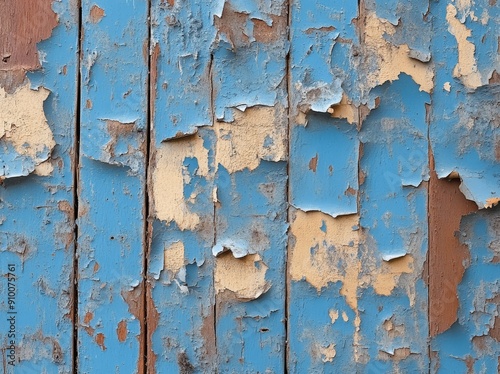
(214, 161, 288, 372)
(78, 0, 148, 371)
(429, 0, 499, 209)
(148, 129, 216, 373)
(151, 0, 217, 141)
(290, 112, 359, 217)
(1, 0, 498, 371)
(358, 75, 429, 370)
(432, 208, 500, 373)
(0, 0, 78, 372)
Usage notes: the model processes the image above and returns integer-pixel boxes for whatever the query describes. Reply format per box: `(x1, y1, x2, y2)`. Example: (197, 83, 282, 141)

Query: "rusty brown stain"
(146, 285, 159, 374)
(117, 320, 128, 343)
(345, 187, 357, 196)
(89, 5, 105, 24)
(106, 120, 136, 136)
(62, 65, 67, 75)
(0, 70, 26, 93)
(490, 316, 500, 342)
(93, 262, 100, 273)
(200, 309, 216, 362)
(95, 333, 106, 350)
(252, 14, 286, 43)
(304, 26, 336, 34)
(429, 151, 478, 336)
(142, 39, 149, 65)
(465, 356, 475, 374)
(83, 311, 95, 336)
(104, 120, 136, 157)
(57, 200, 74, 249)
(167, 0, 175, 7)
(122, 285, 145, 374)
(86, 99, 93, 109)
(150, 43, 160, 124)
(214, 3, 250, 49)
(177, 351, 195, 374)
(490, 70, 500, 84)
(308, 154, 318, 172)
(0, 0, 58, 77)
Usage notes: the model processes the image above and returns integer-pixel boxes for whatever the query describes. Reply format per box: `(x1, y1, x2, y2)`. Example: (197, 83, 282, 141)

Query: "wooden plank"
(429, 0, 500, 372)
(0, 0, 78, 372)
(287, 0, 361, 371)
(149, 1, 289, 371)
(288, 0, 432, 371)
(148, 0, 217, 371)
(211, 1, 289, 371)
(77, 0, 148, 371)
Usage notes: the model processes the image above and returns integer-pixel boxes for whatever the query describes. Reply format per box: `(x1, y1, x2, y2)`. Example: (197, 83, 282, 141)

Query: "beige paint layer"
(215, 106, 286, 173)
(446, 4, 483, 89)
(0, 82, 55, 176)
(163, 241, 185, 279)
(364, 14, 434, 93)
(152, 134, 209, 230)
(289, 209, 416, 310)
(289, 209, 361, 310)
(215, 252, 270, 300)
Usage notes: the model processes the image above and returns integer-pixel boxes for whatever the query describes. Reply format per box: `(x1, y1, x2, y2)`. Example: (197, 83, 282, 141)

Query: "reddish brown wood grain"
(429, 152, 478, 336)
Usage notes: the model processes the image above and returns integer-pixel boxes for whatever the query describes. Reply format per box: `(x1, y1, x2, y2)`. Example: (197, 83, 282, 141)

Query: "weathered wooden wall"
(0, 0, 499, 373)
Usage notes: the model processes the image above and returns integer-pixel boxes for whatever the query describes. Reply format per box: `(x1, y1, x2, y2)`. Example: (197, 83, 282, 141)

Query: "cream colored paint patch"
(289, 209, 360, 310)
(215, 106, 286, 173)
(446, 4, 483, 89)
(289, 209, 417, 313)
(329, 309, 339, 324)
(34, 160, 54, 176)
(152, 134, 209, 230)
(319, 344, 336, 363)
(327, 93, 357, 124)
(0, 82, 55, 176)
(364, 13, 434, 93)
(163, 241, 185, 278)
(215, 252, 270, 300)
(372, 255, 414, 296)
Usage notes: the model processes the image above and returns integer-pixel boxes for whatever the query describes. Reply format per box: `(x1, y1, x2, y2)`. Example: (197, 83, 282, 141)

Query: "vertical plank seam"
(73, 0, 84, 371)
(285, 0, 291, 372)
(209, 50, 218, 372)
(426, 93, 432, 374)
(144, 0, 152, 372)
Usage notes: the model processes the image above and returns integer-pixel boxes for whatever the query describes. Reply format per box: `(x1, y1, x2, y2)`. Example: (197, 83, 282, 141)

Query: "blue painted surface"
(148, 129, 216, 373)
(0, 1, 78, 372)
(78, 0, 148, 371)
(430, 0, 499, 209)
(432, 208, 500, 373)
(0, 0, 498, 372)
(290, 112, 359, 217)
(214, 162, 288, 372)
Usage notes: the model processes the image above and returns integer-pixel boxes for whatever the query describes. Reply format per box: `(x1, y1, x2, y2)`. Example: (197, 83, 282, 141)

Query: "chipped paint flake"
(364, 13, 434, 93)
(0, 81, 55, 178)
(372, 255, 413, 296)
(215, 106, 286, 173)
(319, 343, 337, 362)
(214, 252, 270, 300)
(163, 241, 185, 279)
(152, 134, 209, 230)
(446, 4, 483, 89)
(289, 209, 360, 310)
